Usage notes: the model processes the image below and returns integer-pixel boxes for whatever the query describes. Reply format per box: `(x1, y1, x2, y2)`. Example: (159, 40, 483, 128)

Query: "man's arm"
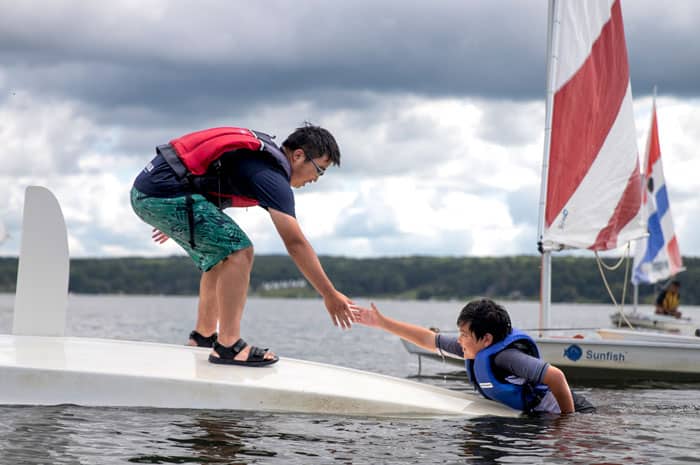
(269, 208, 354, 328)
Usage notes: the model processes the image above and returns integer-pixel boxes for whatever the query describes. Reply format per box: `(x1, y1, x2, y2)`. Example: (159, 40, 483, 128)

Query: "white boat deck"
(610, 311, 698, 337)
(597, 328, 700, 344)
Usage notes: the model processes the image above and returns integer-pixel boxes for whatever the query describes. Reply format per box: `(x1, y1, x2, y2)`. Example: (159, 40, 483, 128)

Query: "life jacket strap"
(158, 143, 190, 182)
(185, 194, 196, 249)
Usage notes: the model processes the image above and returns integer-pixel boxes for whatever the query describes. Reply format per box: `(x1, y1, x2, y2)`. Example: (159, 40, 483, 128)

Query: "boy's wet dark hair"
(456, 298, 512, 343)
(282, 122, 341, 165)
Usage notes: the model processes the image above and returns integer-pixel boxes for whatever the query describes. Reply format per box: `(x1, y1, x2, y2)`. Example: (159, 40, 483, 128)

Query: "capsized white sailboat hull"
(0, 335, 518, 417)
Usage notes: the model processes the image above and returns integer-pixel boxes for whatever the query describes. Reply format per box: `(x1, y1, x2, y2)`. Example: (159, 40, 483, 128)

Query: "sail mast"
(537, 0, 561, 331)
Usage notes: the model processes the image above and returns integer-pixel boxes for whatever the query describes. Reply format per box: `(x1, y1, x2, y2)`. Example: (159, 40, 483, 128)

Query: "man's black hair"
(456, 298, 512, 343)
(671, 280, 681, 287)
(282, 122, 341, 166)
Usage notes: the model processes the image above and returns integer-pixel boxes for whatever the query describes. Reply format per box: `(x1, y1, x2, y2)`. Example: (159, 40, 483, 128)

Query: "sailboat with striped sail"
(608, 89, 694, 334)
(537, 0, 645, 329)
(401, 0, 700, 383)
(632, 91, 684, 285)
(402, 0, 700, 382)
(534, 0, 700, 380)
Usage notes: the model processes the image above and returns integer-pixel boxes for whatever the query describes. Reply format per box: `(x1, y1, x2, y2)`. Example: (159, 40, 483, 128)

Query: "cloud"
(676, 198, 700, 259)
(0, 1, 699, 260)
(2, 1, 697, 118)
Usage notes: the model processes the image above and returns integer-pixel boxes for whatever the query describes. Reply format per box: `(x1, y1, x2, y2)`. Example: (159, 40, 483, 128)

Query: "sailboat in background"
(632, 91, 684, 285)
(533, 0, 700, 381)
(402, 0, 700, 383)
(528, 0, 698, 381)
(537, 0, 644, 326)
(609, 90, 694, 334)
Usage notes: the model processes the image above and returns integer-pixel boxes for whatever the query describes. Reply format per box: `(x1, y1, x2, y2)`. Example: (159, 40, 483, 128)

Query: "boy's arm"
(269, 208, 354, 328)
(542, 366, 575, 414)
(351, 303, 437, 351)
(495, 349, 575, 414)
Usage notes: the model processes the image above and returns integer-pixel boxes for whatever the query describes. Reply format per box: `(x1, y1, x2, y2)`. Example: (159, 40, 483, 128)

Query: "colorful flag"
(632, 98, 684, 284)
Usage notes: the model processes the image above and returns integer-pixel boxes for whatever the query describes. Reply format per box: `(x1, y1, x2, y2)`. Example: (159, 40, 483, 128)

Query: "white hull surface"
(0, 335, 518, 418)
(535, 335, 700, 383)
(401, 333, 700, 383)
(597, 328, 700, 344)
(610, 311, 698, 337)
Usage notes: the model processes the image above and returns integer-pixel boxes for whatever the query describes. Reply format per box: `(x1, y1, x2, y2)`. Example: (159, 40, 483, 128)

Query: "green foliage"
(0, 255, 698, 304)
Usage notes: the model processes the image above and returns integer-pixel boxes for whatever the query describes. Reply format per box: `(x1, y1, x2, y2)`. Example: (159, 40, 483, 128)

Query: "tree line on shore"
(0, 255, 697, 304)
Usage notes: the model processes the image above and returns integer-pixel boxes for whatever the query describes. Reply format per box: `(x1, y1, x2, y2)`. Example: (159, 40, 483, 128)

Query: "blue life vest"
(465, 329, 550, 412)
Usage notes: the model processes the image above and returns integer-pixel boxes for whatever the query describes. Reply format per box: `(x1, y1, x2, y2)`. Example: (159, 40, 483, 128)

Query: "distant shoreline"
(1, 255, 696, 304)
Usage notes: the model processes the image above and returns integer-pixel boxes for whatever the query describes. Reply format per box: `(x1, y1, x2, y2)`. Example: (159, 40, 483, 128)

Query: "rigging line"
(594, 251, 626, 271)
(595, 244, 635, 329)
(616, 246, 633, 328)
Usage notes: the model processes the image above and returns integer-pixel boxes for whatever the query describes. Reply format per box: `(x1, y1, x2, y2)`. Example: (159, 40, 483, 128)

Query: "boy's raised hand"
(350, 302, 382, 328)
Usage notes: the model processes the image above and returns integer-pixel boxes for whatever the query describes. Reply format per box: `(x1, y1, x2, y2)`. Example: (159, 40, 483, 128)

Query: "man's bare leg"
(212, 247, 275, 361)
(187, 270, 219, 346)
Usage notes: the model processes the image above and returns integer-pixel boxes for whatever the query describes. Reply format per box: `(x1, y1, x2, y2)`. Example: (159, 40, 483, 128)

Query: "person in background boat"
(131, 123, 355, 367)
(655, 280, 682, 319)
(351, 298, 594, 414)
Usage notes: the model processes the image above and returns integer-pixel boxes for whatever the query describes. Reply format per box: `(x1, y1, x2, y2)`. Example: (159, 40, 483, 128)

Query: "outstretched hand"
(152, 228, 170, 244)
(350, 302, 383, 328)
(324, 291, 356, 330)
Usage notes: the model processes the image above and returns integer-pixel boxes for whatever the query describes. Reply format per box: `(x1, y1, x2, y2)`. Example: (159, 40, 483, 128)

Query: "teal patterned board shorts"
(130, 187, 252, 271)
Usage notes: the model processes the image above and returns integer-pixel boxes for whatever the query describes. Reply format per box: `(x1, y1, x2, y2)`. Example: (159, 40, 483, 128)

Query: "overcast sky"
(1, 0, 698, 260)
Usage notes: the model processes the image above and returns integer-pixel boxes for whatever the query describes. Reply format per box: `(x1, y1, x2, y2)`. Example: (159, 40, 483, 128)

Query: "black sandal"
(208, 338, 279, 367)
(189, 330, 218, 348)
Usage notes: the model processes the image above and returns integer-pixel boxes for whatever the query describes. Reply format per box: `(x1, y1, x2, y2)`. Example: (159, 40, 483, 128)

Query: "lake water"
(1, 294, 699, 464)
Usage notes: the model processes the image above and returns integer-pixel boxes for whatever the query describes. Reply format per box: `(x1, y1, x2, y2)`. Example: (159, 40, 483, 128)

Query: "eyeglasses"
(306, 154, 325, 177)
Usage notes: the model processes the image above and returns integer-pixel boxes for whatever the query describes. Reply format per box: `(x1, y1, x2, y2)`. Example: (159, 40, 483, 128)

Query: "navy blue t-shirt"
(133, 151, 295, 217)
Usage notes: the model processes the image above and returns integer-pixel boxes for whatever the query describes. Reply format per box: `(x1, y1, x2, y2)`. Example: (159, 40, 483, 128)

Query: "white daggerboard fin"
(13, 186, 69, 336)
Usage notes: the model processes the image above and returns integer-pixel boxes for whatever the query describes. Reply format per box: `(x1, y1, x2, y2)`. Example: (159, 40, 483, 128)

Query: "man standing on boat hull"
(131, 124, 354, 366)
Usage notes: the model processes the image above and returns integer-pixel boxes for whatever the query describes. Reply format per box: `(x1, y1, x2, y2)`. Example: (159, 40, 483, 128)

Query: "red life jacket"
(158, 127, 291, 208)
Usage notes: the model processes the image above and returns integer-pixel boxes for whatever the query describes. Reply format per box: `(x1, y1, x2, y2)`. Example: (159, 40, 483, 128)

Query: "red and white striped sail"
(541, 0, 645, 251)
